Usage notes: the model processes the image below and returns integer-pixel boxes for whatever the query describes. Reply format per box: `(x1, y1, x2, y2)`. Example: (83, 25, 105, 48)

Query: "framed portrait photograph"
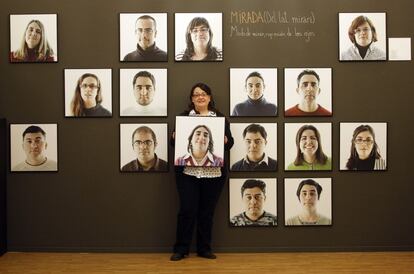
(339, 12, 387, 61)
(284, 178, 332, 226)
(230, 68, 278, 117)
(120, 68, 167, 117)
(285, 123, 332, 171)
(284, 68, 332, 117)
(339, 122, 387, 171)
(229, 178, 277, 227)
(174, 13, 223, 62)
(9, 14, 58, 63)
(64, 69, 112, 117)
(10, 123, 58, 172)
(119, 13, 168, 62)
(120, 123, 168, 172)
(174, 116, 225, 167)
(230, 123, 277, 172)
(388, 37, 411, 61)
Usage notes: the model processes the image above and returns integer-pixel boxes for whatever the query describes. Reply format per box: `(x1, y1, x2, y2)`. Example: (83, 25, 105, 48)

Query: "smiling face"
(191, 87, 211, 111)
(299, 184, 319, 210)
(133, 131, 156, 163)
(299, 129, 318, 157)
(190, 24, 210, 49)
(246, 76, 265, 100)
(354, 22, 373, 47)
(242, 187, 265, 219)
(80, 77, 99, 105)
(136, 18, 156, 50)
(190, 126, 210, 154)
(354, 130, 374, 160)
(244, 132, 267, 162)
(297, 74, 320, 105)
(25, 22, 42, 49)
(22, 132, 47, 161)
(134, 76, 155, 106)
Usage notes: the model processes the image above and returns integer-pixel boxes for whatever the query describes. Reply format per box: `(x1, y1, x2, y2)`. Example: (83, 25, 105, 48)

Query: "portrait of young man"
(285, 68, 332, 117)
(120, 69, 167, 117)
(120, 124, 168, 172)
(230, 123, 277, 171)
(10, 124, 58, 172)
(229, 178, 277, 227)
(120, 13, 167, 62)
(230, 68, 278, 117)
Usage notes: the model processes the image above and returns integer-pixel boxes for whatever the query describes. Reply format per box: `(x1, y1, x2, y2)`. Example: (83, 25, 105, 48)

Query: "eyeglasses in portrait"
(284, 178, 332, 226)
(10, 123, 58, 172)
(119, 68, 167, 117)
(9, 14, 58, 63)
(339, 12, 387, 61)
(174, 13, 223, 62)
(229, 178, 277, 227)
(174, 116, 225, 167)
(230, 68, 278, 117)
(64, 69, 112, 117)
(339, 122, 387, 171)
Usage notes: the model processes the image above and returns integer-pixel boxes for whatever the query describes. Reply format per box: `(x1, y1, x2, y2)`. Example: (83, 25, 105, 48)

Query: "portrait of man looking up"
(121, 126, 168, 172)
(123, 14, 167, 62)
(230, 179, 277, 226)
(232, 71, 277, 116)
(285, 69, 332, 116)
(231, 124, 277, 171)
(12, 125, 57, 171)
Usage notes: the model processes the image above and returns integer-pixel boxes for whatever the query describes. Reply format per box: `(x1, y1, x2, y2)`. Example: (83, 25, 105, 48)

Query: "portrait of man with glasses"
(120, 124, 168, 172)
(120, 13, 167, 62)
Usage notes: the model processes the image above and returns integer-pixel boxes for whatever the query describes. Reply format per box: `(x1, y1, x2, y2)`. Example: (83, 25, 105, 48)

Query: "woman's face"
(80, 77, 99, 104)
(190, 24, 210, 49)
(299, 184, 319, 211)
(191, 127, 210, 154)
(354, 22, 373, 47)
(299, 129, 319, 157)
(354, 130, 374, 160)
(25, 22, 42, 49)
(191, 87, 211, 110)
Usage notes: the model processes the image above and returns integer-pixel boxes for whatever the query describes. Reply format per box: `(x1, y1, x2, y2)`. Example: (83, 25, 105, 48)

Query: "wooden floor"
(0, 252, 413, 273)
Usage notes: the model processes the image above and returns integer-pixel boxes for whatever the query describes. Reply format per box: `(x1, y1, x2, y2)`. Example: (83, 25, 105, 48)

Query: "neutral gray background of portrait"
(230, 123, 277, 167)
(119, 13, 168, 61)
(64, 69, 112, 116)
(229, 178, 277, 220)
(9, 124, 58, 169)
(388, 37, 412, 60)
(119, 123, 168, 168)
(230, 68, 278, 114)
(174, 13, 223, 59)
(338, 13, 387, 60)
(10, 14, 58, 60)
(1, 0, 414, 253)
(119, 68, 168, 116)
(339, 122, 387, 170)
(284, 68, 332, 112)
(284, 123, 332, 169)
(284, 178, 332, 225)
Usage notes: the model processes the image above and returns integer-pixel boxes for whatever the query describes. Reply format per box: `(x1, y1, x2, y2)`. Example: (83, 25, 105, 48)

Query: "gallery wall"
(1, 0, 414, 252)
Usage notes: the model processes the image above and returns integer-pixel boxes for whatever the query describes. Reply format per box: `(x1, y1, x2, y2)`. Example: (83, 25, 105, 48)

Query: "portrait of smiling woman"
(175, 13, 223, 61)
(9, 14, 57, 62)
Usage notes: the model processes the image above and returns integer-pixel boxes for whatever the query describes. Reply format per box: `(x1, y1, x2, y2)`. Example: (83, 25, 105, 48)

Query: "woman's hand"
(172, 132, 175, 139)
(224, 135, 228, 144)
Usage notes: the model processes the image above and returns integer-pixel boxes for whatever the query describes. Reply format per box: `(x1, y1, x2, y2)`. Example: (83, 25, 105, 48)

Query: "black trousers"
(173, 172, 226, 255)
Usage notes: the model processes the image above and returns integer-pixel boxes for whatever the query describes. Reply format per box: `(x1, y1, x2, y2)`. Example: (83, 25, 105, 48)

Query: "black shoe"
(170, 253, 185, 261)
(197, 251, 216, 259)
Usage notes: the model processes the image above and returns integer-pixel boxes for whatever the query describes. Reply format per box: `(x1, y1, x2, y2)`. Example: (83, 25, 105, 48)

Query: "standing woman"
(70, 73, 111, 117)
(10, 19, 55, 62)
(346, 125, 386, 170)
(170, 83, 233, 261)
(175, 17, 222, 61)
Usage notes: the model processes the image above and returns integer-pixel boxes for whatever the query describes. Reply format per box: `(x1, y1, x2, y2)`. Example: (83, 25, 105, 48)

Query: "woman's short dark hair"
(70, 73, 102, 116)
(346, 124, 382, 169)
(187, 82, 216, 112)
(294, 125, 328, 166)
(187, 125, 214, 153)
(296, 179, 322, 201)
(347, 15, 378, 44)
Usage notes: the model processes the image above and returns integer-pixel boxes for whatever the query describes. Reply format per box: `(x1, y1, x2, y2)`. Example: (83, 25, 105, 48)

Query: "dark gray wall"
(1, 0, 413, 252)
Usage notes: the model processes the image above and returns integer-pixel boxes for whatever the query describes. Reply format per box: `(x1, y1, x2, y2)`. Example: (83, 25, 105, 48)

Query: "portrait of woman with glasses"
(339, 13, 386, 61)
(343, 124, 387, 170)
(68, 72, 112, 117)
(175, 13, 223, 61)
